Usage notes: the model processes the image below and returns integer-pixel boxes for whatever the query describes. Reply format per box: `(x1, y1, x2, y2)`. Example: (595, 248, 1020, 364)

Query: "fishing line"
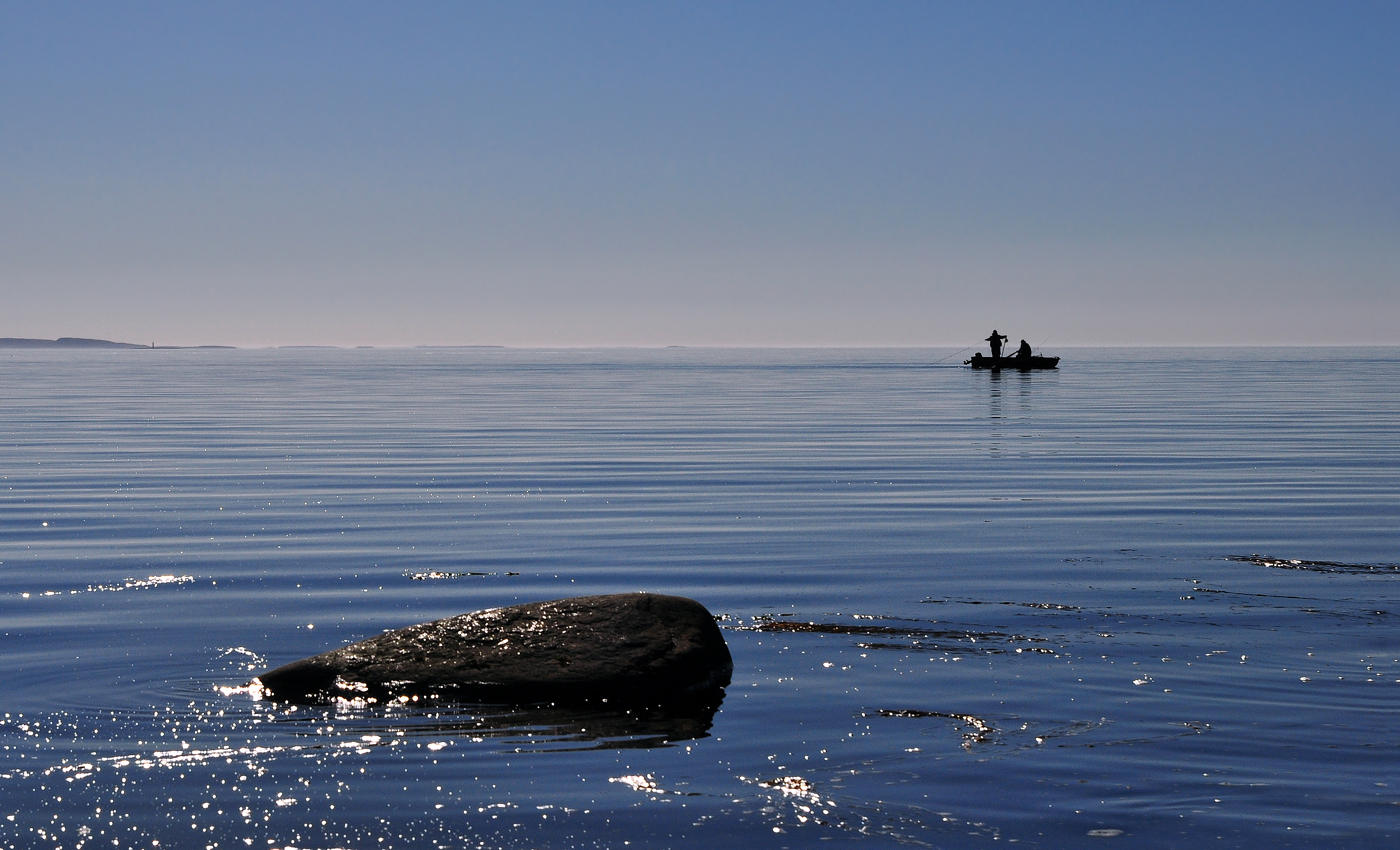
(931, 346, 974, 364)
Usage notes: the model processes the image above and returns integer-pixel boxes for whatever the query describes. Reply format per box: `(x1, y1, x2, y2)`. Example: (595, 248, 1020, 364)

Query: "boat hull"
(965, 355, 1059, 370)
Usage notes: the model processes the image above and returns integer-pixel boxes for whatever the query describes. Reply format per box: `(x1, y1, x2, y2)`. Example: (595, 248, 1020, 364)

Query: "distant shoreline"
(0, 337, 233, 349)
(0, 339, 515, 350)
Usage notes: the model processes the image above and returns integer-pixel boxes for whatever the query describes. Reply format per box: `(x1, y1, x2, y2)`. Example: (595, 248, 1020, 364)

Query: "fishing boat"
(964, 352, 1060, 370)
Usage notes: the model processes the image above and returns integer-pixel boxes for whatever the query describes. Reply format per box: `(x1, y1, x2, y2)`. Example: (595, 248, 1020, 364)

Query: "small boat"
(964, 352, 1060, 370)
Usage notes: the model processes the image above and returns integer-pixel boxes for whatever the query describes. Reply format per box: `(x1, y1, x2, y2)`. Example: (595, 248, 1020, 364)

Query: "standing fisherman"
(985, 330, 1008, 360)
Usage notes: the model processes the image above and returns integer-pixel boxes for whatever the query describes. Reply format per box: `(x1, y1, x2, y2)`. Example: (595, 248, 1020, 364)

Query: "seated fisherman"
(1015, 339, 1032, 358)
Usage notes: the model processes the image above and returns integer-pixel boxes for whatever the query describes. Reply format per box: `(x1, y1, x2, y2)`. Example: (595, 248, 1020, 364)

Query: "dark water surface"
(2, 347, 1397, 849)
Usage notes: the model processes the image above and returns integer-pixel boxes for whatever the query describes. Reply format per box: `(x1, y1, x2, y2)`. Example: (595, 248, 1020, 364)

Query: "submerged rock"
(253, 593, 732, 705)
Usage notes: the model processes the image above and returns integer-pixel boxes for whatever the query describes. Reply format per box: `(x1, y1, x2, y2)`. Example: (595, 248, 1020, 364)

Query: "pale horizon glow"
(2, 2, 1396, 348)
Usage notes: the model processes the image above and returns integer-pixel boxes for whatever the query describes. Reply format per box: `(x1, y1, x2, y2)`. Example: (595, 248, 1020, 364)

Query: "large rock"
(254, 593, 732, 705)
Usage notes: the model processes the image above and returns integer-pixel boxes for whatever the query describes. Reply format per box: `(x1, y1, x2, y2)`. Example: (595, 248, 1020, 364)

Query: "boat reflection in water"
(965, 352, 1060, 370)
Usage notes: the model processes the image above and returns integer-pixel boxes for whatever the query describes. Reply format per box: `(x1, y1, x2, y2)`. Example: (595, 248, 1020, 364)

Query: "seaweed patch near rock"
(253, 593, 733, 706)
(741, 615, 1053, 654)
(1228, 554, 1400, 575)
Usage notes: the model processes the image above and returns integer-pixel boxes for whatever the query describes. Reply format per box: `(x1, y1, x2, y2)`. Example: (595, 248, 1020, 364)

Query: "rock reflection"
(274, 691, 727, 752)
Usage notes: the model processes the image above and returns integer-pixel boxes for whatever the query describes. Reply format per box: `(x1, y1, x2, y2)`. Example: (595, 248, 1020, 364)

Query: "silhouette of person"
(1016, 339, 1032, 358)
(986, 330, 1008, 359)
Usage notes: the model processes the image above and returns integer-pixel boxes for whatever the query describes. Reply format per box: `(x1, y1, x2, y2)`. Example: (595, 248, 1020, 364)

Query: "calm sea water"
(2, 346, 1398, 849)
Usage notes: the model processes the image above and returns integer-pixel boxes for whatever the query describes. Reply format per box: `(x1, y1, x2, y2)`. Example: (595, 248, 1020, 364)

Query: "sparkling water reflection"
(1, 346, 1397, 848)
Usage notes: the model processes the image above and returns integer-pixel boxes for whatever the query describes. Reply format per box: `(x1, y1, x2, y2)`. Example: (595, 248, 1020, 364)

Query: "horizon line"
(4, 337, 1399, 351)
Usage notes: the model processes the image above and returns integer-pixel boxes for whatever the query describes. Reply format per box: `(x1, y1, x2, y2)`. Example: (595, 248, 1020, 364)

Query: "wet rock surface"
(254, 593, 733, 705)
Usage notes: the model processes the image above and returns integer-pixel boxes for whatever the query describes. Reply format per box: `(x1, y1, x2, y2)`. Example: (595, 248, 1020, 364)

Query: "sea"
(1, 346, 1397, 849)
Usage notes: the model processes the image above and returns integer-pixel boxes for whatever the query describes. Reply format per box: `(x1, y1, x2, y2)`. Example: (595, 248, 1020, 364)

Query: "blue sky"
(2, 1, 1396, 347)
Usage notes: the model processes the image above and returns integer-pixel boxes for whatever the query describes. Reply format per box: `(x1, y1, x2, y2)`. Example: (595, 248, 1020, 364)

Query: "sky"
(2, 1, 1396, 347)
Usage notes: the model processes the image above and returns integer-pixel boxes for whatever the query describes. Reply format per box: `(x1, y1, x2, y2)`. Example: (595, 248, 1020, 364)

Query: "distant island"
(2, 338, 510, 349)
(0, 337, 233, 349)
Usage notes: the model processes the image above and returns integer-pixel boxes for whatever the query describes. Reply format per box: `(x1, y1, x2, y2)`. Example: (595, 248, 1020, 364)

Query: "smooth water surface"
(2, 347, 1398, 849)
